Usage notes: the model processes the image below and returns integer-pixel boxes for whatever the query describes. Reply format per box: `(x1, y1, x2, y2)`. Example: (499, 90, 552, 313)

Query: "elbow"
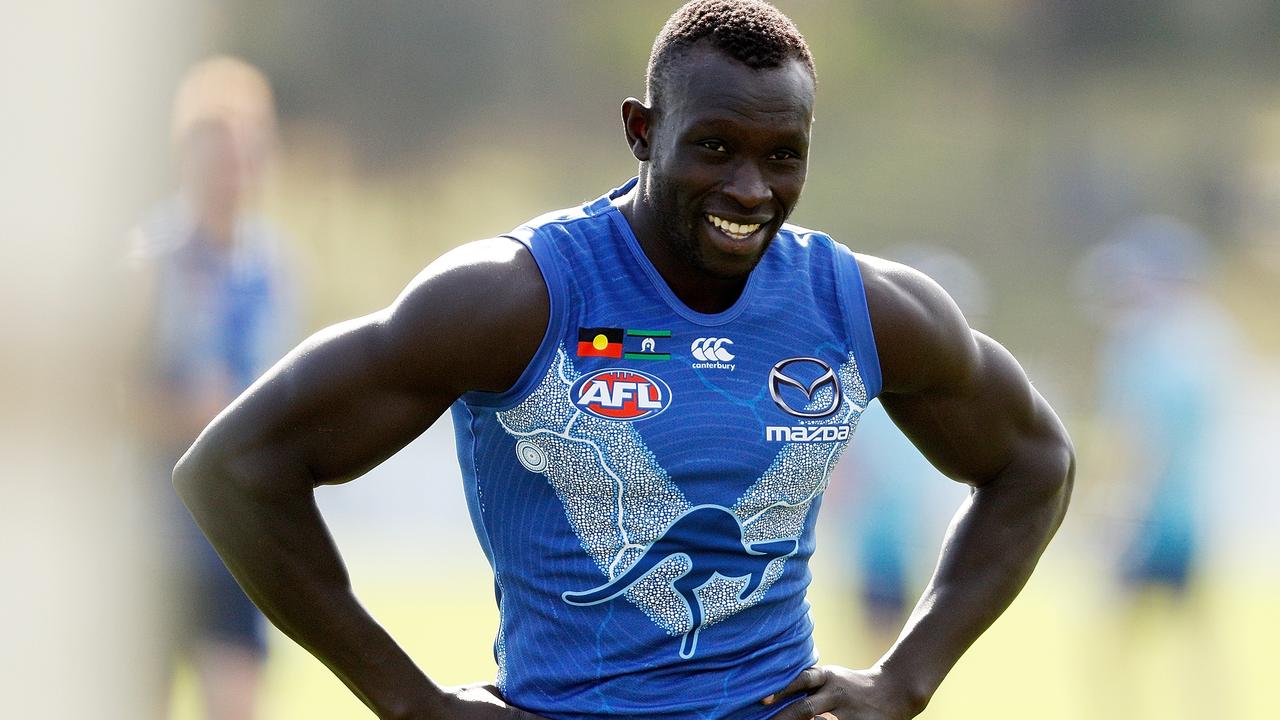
(1060, 439, 1076, 497)
(1039, 430, 1075, 526)
(990, 427, 1074, 527)
(171, 434, 252, 516)
(171, 441, 215, 514)
(173, 432, 309, 517)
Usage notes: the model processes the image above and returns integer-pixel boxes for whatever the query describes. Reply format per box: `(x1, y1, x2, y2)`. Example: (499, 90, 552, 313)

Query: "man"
(132, 56, 294, 719)
(174, 2, 1073, 719)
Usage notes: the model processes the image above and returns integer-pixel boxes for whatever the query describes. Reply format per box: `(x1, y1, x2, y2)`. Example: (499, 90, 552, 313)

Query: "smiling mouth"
(705, 214, 764, 241)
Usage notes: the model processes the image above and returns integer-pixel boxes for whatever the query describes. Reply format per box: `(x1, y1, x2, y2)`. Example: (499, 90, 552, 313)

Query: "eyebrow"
(680, 115, 810, 147)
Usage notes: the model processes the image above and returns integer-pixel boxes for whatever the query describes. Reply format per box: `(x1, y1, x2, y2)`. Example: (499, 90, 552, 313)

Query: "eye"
(697, 140, 728, 153)
(769, 149, 801, 161)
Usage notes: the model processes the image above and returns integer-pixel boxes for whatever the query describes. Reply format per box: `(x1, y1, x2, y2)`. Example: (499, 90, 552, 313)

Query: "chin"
(696, 226, 776, 279)
(695, 245, 771, 280)
(659, 210, 772, 280)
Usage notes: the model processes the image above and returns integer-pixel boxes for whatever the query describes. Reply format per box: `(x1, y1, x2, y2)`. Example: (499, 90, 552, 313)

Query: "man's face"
(180, 114, 272, 225)
(182, 120, 242, 213)
(640, 45, 815, 279)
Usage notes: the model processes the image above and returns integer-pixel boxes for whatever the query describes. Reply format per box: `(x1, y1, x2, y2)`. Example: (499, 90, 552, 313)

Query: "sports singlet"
(451, 178, 881, 720)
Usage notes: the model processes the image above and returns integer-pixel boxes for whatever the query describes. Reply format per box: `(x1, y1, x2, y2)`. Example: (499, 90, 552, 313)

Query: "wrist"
(373, 684, 448, 720)
(870, 658, 936, 717)
(354, 660, 448, 720)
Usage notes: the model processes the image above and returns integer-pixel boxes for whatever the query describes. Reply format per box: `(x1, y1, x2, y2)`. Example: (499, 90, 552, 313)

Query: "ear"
(621, 97, 653, 162)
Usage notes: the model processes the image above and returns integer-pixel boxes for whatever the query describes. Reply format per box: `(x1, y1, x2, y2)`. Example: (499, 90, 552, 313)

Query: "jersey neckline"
(595, 177, 763, 328)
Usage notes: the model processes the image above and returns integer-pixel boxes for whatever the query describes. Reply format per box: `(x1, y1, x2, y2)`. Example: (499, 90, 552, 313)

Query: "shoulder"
(406, 234, 540, 284)
(120, 202, 192, 325)
(764, 223, 851, 279)
(380, 237, 549, 395)
(387, 236, 547, 338)
(126, 197, 194, 264)
(776, 221, 838, 251)
(856, 253, 979, 395)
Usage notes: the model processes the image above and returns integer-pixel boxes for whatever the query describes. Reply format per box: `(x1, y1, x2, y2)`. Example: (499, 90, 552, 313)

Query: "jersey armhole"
(832, 242, 883, 400)
(457, 228, 567, 410)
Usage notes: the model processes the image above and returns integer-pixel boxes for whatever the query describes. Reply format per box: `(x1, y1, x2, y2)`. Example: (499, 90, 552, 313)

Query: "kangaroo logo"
(496, 347, 869, 666)
(562, 505, 798, 659)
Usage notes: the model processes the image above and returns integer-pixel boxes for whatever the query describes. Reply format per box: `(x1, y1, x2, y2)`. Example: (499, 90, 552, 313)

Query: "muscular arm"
(172, 238, 549, 720)
(865, 256, 1074, 710)
(769, 256, 1073, 718)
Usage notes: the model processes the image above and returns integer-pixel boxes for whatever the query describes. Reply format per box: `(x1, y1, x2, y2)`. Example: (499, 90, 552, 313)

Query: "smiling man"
(174, 2, 1073, 719)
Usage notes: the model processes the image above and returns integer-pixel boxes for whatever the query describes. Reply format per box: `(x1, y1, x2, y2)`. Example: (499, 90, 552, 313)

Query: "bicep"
(188, 237, 547, 491)
(879, 332, 1062, 487)
(272, 319, 456, 478)
(193, 312, 454, 494)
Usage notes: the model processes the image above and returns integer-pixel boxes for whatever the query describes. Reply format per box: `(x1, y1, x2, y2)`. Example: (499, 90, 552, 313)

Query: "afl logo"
(768, 357, 841, 418)
(571, 368, 672, 421)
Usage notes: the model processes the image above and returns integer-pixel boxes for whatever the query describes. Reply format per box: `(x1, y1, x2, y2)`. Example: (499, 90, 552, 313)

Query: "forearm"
(172, 450, 446, 719)
(876, 441, 1073, 710)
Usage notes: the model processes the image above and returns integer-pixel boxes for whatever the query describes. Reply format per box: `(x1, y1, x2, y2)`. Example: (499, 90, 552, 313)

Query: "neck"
(197, 212, 237, 249)
(181, 189, 239, 250)
(617, 182, 748, 315)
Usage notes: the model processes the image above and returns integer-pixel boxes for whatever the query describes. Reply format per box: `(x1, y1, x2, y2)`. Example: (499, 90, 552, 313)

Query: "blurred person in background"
(126, 55, 297, 720)
(828, 247, 985, 652)
(1075, 215, 1240, 719)
(172, 2, 1072, 719)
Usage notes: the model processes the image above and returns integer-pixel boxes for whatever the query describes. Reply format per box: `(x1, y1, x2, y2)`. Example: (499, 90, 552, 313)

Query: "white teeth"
(706, 214, 761, 238)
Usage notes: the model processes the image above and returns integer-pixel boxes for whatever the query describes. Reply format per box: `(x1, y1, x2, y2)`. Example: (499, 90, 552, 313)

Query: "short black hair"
(646, 0, 815, 109)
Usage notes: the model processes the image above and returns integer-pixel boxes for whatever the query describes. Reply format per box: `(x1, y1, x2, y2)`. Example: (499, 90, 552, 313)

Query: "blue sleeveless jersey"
(451, 179, 881, 720)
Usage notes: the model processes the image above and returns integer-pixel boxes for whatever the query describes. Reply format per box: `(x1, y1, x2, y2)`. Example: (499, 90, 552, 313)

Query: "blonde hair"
(170, 55, 276, 152)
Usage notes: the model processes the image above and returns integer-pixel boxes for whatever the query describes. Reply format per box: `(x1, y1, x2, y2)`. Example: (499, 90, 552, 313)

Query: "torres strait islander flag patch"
(624, 329, 672, 360)
(577, 327, 624, 358)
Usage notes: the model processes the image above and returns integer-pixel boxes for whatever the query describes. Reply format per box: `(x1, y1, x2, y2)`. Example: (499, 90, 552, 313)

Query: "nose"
(722, 161, 771, 209)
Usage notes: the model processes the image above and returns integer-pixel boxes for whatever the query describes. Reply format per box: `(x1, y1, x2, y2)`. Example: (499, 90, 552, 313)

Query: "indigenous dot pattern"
(494, 576, 509, 691)
(498, 348, 689, 582)
(496, 347, 867, 642)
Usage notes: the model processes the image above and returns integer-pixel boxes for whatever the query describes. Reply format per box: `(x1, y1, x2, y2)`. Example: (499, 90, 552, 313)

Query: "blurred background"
(3, 1, 1278, 718)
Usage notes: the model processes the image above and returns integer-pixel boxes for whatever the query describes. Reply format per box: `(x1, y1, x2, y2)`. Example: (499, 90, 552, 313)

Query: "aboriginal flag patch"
(577, 327, 624, 358)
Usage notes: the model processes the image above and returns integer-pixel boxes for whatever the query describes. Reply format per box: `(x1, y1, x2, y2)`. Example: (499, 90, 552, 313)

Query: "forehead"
(662, 46, 815, 131)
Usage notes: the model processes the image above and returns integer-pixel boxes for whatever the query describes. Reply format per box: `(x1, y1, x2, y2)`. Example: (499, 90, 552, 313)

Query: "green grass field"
(170, 554, 1277, 720)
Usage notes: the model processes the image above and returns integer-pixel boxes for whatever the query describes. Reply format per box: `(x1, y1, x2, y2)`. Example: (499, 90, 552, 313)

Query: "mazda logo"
(768, 357, 841, 418)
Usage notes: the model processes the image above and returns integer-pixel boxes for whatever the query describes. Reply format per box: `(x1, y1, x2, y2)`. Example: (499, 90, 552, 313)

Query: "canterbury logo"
(690, 337, 735, 362)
